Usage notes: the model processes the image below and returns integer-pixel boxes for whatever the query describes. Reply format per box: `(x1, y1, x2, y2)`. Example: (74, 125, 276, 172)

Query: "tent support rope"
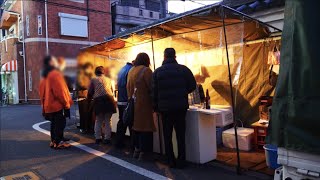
(222, 7, 242, 175)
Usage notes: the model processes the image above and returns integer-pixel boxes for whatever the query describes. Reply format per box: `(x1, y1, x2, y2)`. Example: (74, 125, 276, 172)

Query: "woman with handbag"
(127, 53, 155, 160)
(88, 66, 116, 145)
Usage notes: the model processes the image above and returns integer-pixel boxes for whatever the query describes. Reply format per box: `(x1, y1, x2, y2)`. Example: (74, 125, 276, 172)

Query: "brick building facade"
(0, 0, 112, 104)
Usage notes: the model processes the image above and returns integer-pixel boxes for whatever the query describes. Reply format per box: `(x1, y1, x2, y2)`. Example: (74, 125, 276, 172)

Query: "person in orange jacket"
(39, 55, 73, 149)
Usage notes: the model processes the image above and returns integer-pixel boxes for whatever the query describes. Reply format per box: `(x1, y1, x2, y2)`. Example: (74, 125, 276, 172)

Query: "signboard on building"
(26, 15, 30, 36)
(28, 70, 32, 91)
(37, 15, 42, 35)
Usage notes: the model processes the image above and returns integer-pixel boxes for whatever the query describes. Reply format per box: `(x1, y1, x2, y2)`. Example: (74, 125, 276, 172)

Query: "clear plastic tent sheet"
(77, 4, 280, 125)
(151, 22, 244, 108)
(79, 23, 244, 108)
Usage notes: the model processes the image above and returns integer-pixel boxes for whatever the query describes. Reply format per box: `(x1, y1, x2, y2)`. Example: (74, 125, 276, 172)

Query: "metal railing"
(0, 34, 19, 42)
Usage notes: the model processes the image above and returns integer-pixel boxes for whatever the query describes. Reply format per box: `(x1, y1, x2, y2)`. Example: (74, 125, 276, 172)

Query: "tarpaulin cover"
(83, 4, 272, 55)
(79, 4, 281, 126)
(267, 0, 320, 154)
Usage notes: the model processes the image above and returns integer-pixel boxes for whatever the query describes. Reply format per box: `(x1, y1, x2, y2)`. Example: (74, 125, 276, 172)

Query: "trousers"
(116, 105, 133, 146)
(161, 110, 187, 163)
(49, 110, 66, 144)
(94, 113, 112, 140)
(78, 99, 93, 132)
(133, 131, 153, 152)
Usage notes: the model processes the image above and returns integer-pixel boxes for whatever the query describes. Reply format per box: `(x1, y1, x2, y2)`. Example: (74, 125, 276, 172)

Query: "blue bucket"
(263, 144, 281, 169)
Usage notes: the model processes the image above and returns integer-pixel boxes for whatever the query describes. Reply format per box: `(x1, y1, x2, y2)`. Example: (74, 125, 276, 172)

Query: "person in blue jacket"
(115, 62, 134, 148)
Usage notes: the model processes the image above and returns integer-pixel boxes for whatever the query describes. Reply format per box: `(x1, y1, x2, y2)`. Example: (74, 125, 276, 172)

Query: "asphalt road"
(0, 105, 271, 180)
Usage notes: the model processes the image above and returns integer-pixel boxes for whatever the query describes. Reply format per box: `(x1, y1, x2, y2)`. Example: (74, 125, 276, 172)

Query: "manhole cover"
(0, 171, 40, 180)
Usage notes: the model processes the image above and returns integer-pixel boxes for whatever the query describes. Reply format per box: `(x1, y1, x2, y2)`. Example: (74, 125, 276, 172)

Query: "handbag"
(123, 67, 147, 127)
(267, 46, 281, 65)
(268, 65, 278, 87)
(268, 46, 280, 87)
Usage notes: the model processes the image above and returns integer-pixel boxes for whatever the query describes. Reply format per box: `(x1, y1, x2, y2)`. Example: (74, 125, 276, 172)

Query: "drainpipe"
(20, 0, 27, 102)
(86, 0, 90, 42)
(45, 0, 49, 54)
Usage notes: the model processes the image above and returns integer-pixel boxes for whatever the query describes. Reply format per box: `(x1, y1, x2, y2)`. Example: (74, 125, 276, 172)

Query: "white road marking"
(33, 121, 171, 180)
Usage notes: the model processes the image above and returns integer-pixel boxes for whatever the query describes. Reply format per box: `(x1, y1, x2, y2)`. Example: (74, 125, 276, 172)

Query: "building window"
(149, 11, 153, 18)
(26, 15, 30, 36)
(58, 13, 88, 38)
(120, 0, 139, 8)
(0, 29, 5, 41)
(145, 0, 160, 11)
(19, 18, 23, 40)
(139, 9, 143, 16)
(69, 0, 85, 3)
(8, 25, 15, 36)
(37, 15, 42, 35)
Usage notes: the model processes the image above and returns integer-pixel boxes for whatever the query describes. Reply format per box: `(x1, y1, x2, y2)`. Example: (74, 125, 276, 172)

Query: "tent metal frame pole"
(221, 7, 241, 175)
(151, 29, 163, 155)
(222, 5, 282, 33)
(151, 30, 156, 71)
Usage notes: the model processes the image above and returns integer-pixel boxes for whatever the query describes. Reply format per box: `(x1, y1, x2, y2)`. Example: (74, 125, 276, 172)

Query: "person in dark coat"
(88, 66, 116, 145)
(77, 62, 94, 133)
(115, 62, 133, 148)
(153, 48, 196, 168)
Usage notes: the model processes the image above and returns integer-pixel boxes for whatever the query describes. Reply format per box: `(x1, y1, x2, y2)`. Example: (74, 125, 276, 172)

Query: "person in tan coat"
(127, 53, 155, 160)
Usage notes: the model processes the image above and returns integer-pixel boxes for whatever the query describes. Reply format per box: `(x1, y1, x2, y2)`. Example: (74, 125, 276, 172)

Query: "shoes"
(80, 129, 87, 134)
(95, 139, 102, 144)
(168, 161, 177, 168)
(49, 141, 54, 148)
(62, 137, 70, 142)
(176, 160, 187, 169)
(54, 141, 71, 149)
(133, 149, 140, 159)
(115, 143, 125, 149)
(103, 139, 111, 145)
(138, 152, 154, 162)
(167, 159, 187, 169)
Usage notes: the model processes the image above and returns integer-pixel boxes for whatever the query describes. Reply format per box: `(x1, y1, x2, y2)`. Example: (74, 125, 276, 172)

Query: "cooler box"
(212, 106, 233, 127)
(216, 127, 224, 146)
(216, 125, 232, 146)
(222, 127, 254, 151)
(185, 110, 217, 164)
(278, 148, 320, 180)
